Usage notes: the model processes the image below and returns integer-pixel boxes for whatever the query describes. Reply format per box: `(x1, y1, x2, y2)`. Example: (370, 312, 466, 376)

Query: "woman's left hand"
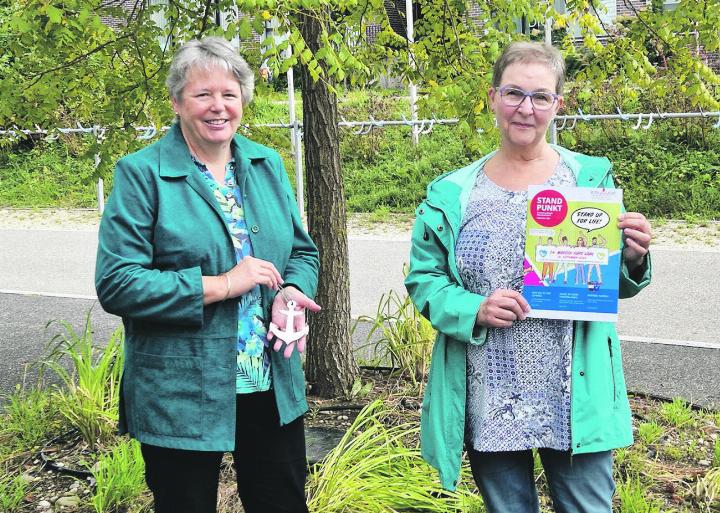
(268, 286, 321, 358)
(618, 212, 652, 270)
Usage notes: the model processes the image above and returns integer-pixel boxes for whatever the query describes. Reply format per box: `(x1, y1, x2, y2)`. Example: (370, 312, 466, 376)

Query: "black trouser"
(141, 391, 309, 513)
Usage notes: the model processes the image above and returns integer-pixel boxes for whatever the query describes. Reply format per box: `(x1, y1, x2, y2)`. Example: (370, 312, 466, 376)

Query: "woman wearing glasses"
(405, 42, 652, 512)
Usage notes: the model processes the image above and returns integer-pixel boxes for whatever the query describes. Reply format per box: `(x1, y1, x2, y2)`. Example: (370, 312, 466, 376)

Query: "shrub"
(0, 141, 100, 207)
(3, 92, 719, 219)
(342, 125, 491, 212)
(566, 124, 720, 219)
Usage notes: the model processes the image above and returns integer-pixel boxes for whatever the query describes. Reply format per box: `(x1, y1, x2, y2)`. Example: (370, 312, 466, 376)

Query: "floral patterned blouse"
(456, 161, 575, 452)
(193, 156, 272, 394)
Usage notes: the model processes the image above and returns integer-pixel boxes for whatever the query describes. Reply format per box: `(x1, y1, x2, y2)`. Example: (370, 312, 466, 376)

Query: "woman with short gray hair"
(166, 37, 255, 106)
(406, 41, 653, 512)
(96, 36, 319, 513)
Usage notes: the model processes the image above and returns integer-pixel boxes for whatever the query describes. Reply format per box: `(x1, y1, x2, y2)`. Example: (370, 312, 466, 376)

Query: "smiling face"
(489, 61, 563, 151)
(172, 65, 243, 154)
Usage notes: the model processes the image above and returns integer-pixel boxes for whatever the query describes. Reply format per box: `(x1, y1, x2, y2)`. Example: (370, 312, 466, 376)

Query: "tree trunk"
(300, 10, 358, 397)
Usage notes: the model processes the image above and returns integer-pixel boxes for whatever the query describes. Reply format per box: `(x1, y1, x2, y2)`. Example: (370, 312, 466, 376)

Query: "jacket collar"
(158, 123, 268, 178)
(155, 124, 271, 245)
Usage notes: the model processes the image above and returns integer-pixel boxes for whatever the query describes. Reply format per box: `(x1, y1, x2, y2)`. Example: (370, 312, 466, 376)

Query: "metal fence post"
(293, 121, 304, 218)
(406, 0, 418, 146)
(284, 44, 305, 217)
(93, 131, 105, 214)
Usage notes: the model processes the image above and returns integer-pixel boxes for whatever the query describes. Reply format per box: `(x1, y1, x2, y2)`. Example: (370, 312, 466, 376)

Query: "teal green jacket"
(404, 146, 652, 490)
(96, 124, 319, 451)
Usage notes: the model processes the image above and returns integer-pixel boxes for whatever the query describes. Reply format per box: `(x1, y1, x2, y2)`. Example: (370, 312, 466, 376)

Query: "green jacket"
(96, 124, 319, 451)
(404, 146, 652, 490)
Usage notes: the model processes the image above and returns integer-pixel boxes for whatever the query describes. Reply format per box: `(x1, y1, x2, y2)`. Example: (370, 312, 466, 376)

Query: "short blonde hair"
(492, 41, 566, 94)
(166, 37, 254, 106)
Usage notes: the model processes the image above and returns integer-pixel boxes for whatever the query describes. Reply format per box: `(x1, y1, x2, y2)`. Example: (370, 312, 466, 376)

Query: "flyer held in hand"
(522, 185, 623, 322)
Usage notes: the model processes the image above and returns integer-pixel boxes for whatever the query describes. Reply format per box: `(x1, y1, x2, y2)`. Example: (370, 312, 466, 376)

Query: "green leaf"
(294, 38, 306, 54)
(338, 47, 351, 63)
(45, 5, 63, 24)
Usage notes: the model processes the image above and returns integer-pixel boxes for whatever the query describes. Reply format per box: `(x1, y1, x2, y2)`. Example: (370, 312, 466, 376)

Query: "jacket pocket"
(134, 352, 203, 438)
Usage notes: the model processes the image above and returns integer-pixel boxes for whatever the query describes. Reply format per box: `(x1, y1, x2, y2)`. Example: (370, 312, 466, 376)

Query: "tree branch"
(589, 0, 616, 42)
(622, 0, 672, 47)
(447, 0, 465, 66)
(126, 36, 151, 126)
(197, 0, 214, 38)
(26, 33, 134, 90)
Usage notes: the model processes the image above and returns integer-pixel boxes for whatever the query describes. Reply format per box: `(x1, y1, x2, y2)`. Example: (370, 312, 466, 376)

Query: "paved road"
(1, 228, 718, 407)
(3, 229, 717, 343)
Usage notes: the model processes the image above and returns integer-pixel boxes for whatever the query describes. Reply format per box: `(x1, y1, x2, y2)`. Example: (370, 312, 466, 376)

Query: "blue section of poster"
(524, 253, 621, 317)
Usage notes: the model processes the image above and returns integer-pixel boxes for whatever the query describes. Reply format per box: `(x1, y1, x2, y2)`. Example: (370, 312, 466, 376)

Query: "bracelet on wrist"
(222, 273, 232, 301)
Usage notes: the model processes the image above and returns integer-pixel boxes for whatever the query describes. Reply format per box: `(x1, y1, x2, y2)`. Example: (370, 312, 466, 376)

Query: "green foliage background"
(568, 126, 720, 219)
(1, 0, 719, 218)
(0, 140, 101, 207)
(2, 104, 719, 218)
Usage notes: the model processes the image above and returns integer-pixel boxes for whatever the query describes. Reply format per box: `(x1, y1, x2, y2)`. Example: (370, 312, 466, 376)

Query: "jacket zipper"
(608, 337, 617, 403)
(570, 322, 577, 455)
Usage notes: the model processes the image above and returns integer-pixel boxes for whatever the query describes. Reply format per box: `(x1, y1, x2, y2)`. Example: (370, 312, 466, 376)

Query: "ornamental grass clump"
(91, 438, 149, 513)
(306, 400, 480, 513)
(616, 475, 662, 513)
(0, 468, 28, 513)
(357, 289, 435, 393)
(0, 386, 59, 453)
(695, 467, 720, 512)
(659, 398, 694, 428)
(41, 314, 124, 449)
(637, 421, 665, 446)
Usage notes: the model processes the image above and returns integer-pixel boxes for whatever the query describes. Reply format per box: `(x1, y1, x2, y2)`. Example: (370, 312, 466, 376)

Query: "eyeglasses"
(497, 86, 559, 111)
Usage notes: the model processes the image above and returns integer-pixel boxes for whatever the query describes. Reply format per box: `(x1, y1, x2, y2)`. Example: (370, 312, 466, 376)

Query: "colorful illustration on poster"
(522, 185, 623, 322)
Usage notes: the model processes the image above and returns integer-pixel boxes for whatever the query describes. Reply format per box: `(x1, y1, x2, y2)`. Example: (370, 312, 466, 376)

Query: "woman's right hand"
(476, 289, 530, 328)
(225, 256, 283, 298)
(203, 256, 284, 304)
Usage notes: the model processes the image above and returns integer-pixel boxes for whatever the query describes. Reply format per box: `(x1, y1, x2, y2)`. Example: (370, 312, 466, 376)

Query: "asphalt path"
(1, 228, 718, 407)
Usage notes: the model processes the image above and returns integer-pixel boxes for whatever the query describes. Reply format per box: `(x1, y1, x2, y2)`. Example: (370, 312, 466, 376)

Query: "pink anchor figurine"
(269, 299, 309, 358)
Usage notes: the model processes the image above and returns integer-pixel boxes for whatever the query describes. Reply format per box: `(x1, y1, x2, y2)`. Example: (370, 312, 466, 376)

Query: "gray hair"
(492, 41, 566, 94)
(166, 37, 254, 106)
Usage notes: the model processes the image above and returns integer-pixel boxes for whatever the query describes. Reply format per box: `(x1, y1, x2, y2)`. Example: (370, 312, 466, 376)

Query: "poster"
(522, 185, 623, 322)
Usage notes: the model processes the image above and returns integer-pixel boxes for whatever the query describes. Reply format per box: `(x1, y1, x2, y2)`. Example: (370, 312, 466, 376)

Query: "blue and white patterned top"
(456, 161, 575, 452)
(193, 157, 272, 394)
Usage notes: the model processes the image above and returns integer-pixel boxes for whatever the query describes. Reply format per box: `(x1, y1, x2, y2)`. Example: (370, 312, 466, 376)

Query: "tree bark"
(299, 10, 358, 397)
